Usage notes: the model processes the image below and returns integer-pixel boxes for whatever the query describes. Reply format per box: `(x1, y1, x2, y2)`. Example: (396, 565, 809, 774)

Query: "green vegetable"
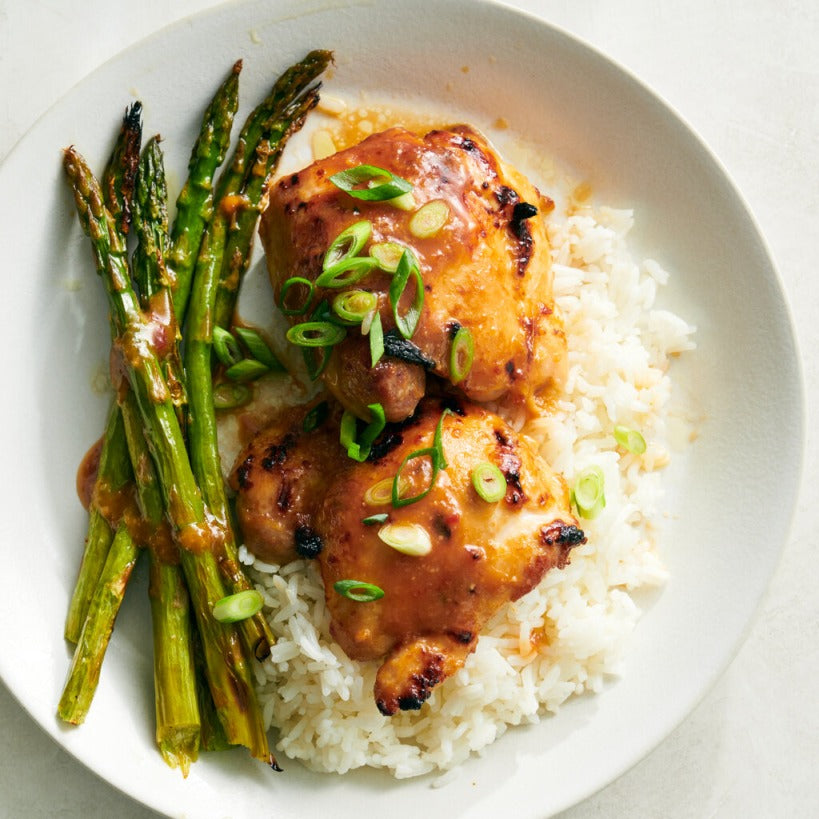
(286, 320, 347, 347)
(213, 590, 265, 623)
(212, 381, 252, 410)
(315, 256, 379, 289)
(571, 465, 606, 519)
(329, 163, 412, 201)
(340, 403, 386, 462)
(378, 522, 432, 556)
(213, 326, 243, 367)
(369, 311, 385, 367)
(362, 513, 389, 526)
(449, 326, 474, 384)
(389, 249, 424, 339)
(613, 425, 647, 454)
(470, 461, 507, 503)
(391, 409, 450, 507)
(323, 220, 372, 268)
(333, 580, 385, 602)
(279, 276, 315, 316)
(332, 289, 378, 324)
(409, 199, 449, 238)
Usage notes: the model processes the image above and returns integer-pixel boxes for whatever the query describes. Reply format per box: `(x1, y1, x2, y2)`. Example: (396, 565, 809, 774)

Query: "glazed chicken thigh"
(230, 398, 584, 714)
(260, 125, 567, 422)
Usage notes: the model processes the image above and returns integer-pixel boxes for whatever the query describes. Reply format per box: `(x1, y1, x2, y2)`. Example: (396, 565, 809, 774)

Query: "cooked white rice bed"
(239, 200, 695, 778)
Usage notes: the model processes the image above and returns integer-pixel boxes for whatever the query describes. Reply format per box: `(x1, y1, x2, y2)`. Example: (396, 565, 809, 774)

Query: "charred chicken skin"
(230, 398, 584, 714)
(259, 125, 567, 422)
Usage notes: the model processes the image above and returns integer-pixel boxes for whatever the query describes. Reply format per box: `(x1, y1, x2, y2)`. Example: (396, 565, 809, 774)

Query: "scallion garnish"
(212, 381, 252, 410)
(279, 276, 315, 316)
(362, 512, 389, 526)
(340, 403, 386, 462)
(212, 589, 264, 623)
(302, 345, 331, 380)
(369, 311, 384, 367)
(302, 401, 329, 433)
(378, 522, 432, 556)
(333, 579, 385, 602)
(613, 425, 647, 455)
(370, 241, 407, 272)
(315, 256, 379, 289)
(409, 199, 450, 238)
(329, 164, 412, 202)
(323, 220, 372, 269)
(234, 326, 283, 371)
(286, 321, 347, 347)
(571, 465, 606, 520)
(225, 358, 270, 382)
(470, 462, 507, 503)
(332, 289, 378, 324)
(392, 409, 451, 507)
(364, 476, 402, 506)
(449, 326, 474, 384)
(213, 326, 242, 367)
(386, 191, 417, 211)
(389, 249, 424, 339)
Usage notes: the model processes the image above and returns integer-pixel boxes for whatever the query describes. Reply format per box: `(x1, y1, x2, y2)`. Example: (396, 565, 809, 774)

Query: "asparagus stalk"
(58, 523, 139, 724)
(64, 104, 144, 642)
(63, 146, 274, 766)
(65, 402, 131, 642)
(167, 61, 241, 322)
(133, 136, 200, 774)
(185, 85, 322, 661)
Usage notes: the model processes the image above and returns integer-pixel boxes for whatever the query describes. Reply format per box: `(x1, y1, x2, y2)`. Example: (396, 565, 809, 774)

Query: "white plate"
(0, 0, 803, 816)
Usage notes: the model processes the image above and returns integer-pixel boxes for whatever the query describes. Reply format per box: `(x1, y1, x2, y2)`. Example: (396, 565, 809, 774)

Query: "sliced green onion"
(362, 512, 389, 526)
(332, 289, 378, 324)
(370, 241, 407, 273)
(286, 321, 347, 348)
(369, 311, 384, 367)
(409, 200, 450, 238)
(386, 191, 416, 211)
(340, 403, 386, 462)
(302, 345, 331, 380)
(279, 276, 315, 316)
(323, 220, 372, 269)
(212, 381, 252, 410)
(389, 250, 424, 339)
(302, 401, 329, 433)
(316, 256, 380, 289)
(613, 425, 647, 455)
(378, 522, 432, 557)
(365, 476, 400, 506)
(329, 164, 412, 202)
(449, 326, 474, 385)
(213, 327, 242, 367)
(225, 359, 270, 382)
(333, 579, 385, 602)
(571, 465, 606, 520)
(470, 462, 507, 503)
(391, 409, 451, 507)
(212, 590, 264, 623)
(235, 326, 283, 371)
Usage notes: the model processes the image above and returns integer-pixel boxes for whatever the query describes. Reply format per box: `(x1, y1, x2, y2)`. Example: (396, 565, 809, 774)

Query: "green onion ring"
(470, 462, 507, 503)
(571, 465, 606, 520)
(286, 321, 347, 348)
(391, 409, 452, 507)
(370, 241, 407, 273)
(329, 164, 412, 202)
(449, 326, 474, 385)
(302, 345, 331, 380)
(316, 256, 380, 289)
(225, 359, 270, 382)
(212, 327, 242, 367)
(234, 326, 283, 371)
(332, 290, 378, 324)
(364, 476, 399, 506)
(333, 579, 385, 602)
(613, 425, 647, 454)
(212, 590, 264, 623)
(362, 512, 389, 526)
(369, 311, 385, 367)
(377, 522, 432, 557)
(278, 276, 315, 316)
(340, 403, 386, 462)
(212, 381, 252, 410)
(409, 199, 450, 238)
(323, 220, 372, 269)
(389, 250, 424, 339)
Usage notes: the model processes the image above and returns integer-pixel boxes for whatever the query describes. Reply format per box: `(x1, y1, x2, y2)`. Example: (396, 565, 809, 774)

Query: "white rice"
(240, 195, 696, 778)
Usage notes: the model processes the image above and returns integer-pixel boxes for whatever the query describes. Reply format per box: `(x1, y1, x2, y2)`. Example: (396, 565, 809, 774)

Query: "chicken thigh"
(259, 125, 567, 423)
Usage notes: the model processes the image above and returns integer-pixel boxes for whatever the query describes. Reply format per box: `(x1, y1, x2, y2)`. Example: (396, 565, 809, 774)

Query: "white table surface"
(1, 1, 816, 816)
